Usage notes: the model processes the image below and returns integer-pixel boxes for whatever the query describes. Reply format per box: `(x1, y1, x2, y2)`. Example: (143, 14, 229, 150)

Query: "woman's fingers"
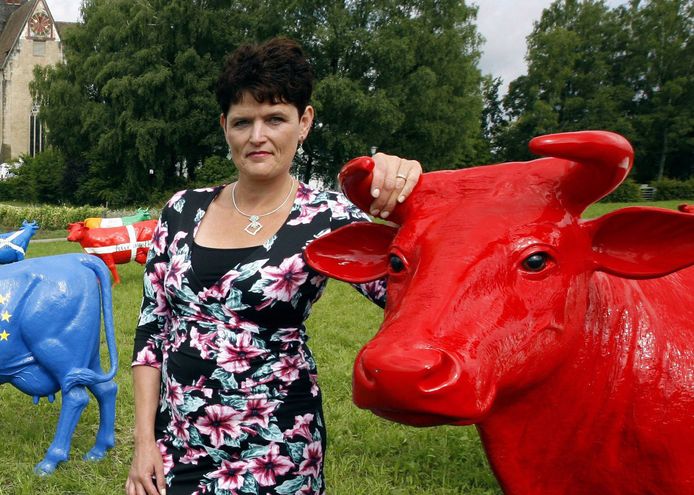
(127, 441, 166, 495)
(154, 460, 166, 495)
(369, 153, 422, 218)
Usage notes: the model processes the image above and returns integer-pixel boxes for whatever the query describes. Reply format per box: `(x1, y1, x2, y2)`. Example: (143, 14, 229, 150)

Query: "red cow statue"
(66, 219, 157, 284)
(678, 203, 694, 213)
(305, 131, 694, 494)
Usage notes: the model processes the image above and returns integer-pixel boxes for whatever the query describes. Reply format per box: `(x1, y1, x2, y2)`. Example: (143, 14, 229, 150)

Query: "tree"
(231, 0, 485, 181)
(33, 0, 233, 205)
(491, 0, 693, 181)
(1, 149, 69, 203)
(495, 0, 634, 161)
(33, 0, 485, 202)
(480, 75, 507, 162)
(620, 0, 694, 180)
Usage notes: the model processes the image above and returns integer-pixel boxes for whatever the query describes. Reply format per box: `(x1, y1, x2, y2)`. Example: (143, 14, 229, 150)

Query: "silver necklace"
(231, 178, 295, 236)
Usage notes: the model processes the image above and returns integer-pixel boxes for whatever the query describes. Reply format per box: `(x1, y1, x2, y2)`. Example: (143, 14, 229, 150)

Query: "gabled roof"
(54, 20, 76, 39)
(0, 1, 27, 34)
(0, 0, 39, 68)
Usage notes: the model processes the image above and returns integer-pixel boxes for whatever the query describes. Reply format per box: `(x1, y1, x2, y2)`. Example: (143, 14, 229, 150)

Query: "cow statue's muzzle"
(352, 341, 495, 427)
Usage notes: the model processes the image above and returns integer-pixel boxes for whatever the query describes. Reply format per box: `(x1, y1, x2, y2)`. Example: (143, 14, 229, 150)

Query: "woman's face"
(221, 92, 314, 182)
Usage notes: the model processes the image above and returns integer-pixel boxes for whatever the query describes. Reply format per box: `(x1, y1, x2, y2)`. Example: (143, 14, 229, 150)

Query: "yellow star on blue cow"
(0, 293, 7, 305)
(0, 330, 9, 341)
(0, 310, 10, 322)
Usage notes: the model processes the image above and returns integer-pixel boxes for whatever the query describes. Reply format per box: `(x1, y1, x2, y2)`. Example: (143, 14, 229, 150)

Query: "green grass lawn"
(583, 199, 692, 218)
(0, 240, 500, 495)
(0, 199, 690, 494)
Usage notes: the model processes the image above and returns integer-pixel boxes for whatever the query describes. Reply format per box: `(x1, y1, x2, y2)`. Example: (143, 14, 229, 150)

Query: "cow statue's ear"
(305, 222, 398, 283)
(587, 207, 694, 278)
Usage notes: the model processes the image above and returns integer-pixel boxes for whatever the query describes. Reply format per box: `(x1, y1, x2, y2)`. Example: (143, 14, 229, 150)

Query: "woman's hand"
(128, 366, 165, 494)
(125, 439, 166, 495)
(368, 153, 422, 219)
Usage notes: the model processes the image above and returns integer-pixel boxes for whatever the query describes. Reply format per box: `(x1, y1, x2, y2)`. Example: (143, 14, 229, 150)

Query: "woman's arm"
(126, 366, 166, 495)
(127, 207, 173, 495)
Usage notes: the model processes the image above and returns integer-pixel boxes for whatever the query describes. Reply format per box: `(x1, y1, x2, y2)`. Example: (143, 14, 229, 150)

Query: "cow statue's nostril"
(418, 348, 461, 393)
(354, 348, 378, 388)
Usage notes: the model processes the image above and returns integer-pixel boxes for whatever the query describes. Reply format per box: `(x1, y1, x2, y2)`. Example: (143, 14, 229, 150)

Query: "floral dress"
(132, 182, 386, 495)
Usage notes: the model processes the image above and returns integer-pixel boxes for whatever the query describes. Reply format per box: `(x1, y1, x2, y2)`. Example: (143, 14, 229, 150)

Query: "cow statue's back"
(305, 131, 694, 494)
(83, 207, 151, 229)
(0, 253, 118, 474)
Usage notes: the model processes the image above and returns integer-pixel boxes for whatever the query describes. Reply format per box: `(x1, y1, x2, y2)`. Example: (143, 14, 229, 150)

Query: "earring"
(297, 140, 305, 157)
(226, 147, 232, 160)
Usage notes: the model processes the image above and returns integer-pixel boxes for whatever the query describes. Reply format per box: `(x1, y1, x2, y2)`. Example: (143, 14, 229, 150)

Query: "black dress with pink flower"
(132, 182, 386, 495)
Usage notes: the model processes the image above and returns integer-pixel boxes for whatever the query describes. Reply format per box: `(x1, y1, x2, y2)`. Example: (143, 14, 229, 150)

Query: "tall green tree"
(620, 0, 694, 180)
(480, 75, 507, 163)
(496, 0, 633, 161)
(492, 0, 693, 181)
(34, 0, 484, 202)
(33, 0, 233, 205)
(229, 0, 484, 181)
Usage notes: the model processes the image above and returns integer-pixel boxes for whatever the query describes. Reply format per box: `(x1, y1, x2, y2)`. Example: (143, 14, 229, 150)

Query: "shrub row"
(650, 178, 694, 200)
(601, 177, 694, 202)
(0, 203, 106, 231)
(601, 178, 642, 202)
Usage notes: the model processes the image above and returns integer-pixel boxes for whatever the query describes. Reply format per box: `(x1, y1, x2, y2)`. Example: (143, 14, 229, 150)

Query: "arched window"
(29, 102, 45, 156)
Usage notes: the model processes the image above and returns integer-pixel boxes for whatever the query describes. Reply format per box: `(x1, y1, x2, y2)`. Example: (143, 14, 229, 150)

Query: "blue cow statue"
(0, 253, 118, 474)
(0, 220, 39, 264)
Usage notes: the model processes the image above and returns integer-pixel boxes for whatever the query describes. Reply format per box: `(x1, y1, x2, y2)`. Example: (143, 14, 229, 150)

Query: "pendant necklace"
(231, 178, 295, 236)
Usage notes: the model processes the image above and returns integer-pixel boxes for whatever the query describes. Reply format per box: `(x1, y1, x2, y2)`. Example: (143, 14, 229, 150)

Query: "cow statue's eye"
(522, 252, 549, 272)
(389, 254, 405, 273)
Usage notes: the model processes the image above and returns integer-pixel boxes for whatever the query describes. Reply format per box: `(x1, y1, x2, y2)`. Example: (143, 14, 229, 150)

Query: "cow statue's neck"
(478, 269, 694, 494)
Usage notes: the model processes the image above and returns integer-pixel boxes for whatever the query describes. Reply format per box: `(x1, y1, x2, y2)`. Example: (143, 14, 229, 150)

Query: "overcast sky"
(45, 0, 628, 93)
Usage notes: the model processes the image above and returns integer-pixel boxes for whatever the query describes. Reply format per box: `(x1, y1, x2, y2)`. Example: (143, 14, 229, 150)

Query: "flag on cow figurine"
(0, 221, 39, 264)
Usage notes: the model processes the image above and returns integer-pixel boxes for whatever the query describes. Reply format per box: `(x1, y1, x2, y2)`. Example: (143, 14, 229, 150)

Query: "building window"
(33, 40, 45, 56)
(29, 103, 45, 157)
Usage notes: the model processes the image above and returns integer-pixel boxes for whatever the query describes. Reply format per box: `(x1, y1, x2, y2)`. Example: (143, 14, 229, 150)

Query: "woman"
(126, 37, 421, 495)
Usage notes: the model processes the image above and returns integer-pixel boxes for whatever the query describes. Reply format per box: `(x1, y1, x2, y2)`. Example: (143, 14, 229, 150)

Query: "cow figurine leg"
(101, 254, 121, 284)
(84, 376, 118, 460)
(0, 254, 118, 474)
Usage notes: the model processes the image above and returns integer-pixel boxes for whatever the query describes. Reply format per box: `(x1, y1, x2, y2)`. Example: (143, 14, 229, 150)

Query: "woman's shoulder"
(297, 181, 351, 206)
(162, 185, 224, 213)
(296, 180, 370, 224)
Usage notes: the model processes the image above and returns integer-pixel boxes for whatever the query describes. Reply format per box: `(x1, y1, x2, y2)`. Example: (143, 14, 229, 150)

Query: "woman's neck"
(232, 174, 295, 214)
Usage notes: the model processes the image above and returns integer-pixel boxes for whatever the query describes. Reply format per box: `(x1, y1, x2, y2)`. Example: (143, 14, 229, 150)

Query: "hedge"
(601, 178, 642, 202)
(0, 203, 106, 231)
(650, 178, 694, 200)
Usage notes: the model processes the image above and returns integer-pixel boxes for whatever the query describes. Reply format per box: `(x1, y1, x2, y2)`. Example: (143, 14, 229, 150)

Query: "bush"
(193, 155, 237, 186)
(601, 177, 642, 202)
(650, 177, 694, 200)
(1, 149, 69, 203)
(0, 203, 105, 230)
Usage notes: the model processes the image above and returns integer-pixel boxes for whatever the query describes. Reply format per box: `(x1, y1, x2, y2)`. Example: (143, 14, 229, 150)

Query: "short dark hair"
(216, 37, 315, 117)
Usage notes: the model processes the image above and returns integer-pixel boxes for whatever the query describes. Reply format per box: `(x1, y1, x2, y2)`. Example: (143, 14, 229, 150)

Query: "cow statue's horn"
(529, 131, 634, 215)
(338, 156, 412, 224)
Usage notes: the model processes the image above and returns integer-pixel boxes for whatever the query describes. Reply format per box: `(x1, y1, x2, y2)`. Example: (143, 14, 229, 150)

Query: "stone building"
(0, 0, 71, 162)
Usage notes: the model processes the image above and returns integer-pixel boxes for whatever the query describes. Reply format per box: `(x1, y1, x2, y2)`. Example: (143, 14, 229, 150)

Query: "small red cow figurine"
(306, 131, 694, 494)
(66, 220, 157, 284)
